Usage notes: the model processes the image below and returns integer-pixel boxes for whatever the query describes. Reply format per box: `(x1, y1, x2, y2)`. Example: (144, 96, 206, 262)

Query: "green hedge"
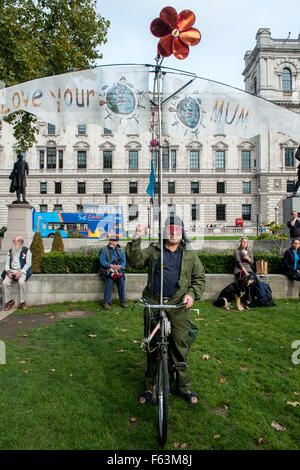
(40, 251, 286, 275)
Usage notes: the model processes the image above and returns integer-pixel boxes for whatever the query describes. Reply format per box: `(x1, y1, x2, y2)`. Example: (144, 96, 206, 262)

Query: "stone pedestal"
(1, 204, 34, 252)
(282, 196, 300, 235)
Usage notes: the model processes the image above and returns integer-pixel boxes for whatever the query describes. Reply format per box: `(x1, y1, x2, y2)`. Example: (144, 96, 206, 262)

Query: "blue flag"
(146, 160, 155, 201)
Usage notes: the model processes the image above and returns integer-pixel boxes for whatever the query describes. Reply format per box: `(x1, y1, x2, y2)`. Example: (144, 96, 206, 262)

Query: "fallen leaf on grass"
(49, 369, 56, 373)
(136, 360, 145, 365)
(23, 335, 28, 337)
(201, 355, 210, 360)
(240, 366, 250, 371)
(49, 316, 55, 319)
(237, 338, 243, 341)
(195, 318, 204, 321)
(257, 436, 266, 445)
(247, 348, 252, 351)
(115, 312, 120, 315)
(173, 443, 180, 448)
(271, 421, 286, 432)
(294, 392, 300, 396)
(180, 443, 188, 448)
(216, 360, 222, 364)
(129, 417, 137, 423)
(19, 361, 26, 364)
(213, 435, 221, 439)
(131, 340, 139, 344)
(69, 374, 73, 377)
(88, 334, 97, 338)
(24, 370, 30, 374)
(118, 350, 126, 353)
(287, 401, 300, 407)
(121, 329, 128, 332)
(219, 378, 227, 384)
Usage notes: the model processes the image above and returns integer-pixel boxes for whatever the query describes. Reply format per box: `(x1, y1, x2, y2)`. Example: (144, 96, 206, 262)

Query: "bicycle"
(133, 297, 187, 446)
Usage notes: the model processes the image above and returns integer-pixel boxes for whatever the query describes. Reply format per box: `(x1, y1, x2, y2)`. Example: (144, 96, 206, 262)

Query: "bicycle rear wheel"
(157, 349, 169, 445)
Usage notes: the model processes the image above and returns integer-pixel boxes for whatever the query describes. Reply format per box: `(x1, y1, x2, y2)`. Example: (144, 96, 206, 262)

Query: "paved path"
(0, 308, 17, 321)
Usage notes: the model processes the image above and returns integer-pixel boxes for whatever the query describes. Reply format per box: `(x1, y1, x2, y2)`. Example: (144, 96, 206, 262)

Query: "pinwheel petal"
(160, 6, 178, 29)
(150, 17, 171, 38)
(179, 28, 201, 46)
(157, 35, 173, 57)
(177, 10, 195, 32)
(172, 37, 189, 60)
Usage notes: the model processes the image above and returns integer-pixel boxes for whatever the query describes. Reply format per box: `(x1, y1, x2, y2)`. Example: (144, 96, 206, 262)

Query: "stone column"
(1, 204, 34, 252)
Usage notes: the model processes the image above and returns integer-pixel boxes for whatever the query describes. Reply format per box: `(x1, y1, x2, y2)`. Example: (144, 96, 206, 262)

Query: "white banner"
(162, 75, 300, 140)
(0, 65, 150, 133)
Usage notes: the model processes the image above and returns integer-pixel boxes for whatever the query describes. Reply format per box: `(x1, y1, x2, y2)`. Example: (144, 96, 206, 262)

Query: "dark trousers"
(103, 275, 127, 304)
(286, 272, 300, 282)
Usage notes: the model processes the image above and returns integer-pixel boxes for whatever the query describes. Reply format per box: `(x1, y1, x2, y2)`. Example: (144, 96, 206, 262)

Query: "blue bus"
(32, 205, 125, 238)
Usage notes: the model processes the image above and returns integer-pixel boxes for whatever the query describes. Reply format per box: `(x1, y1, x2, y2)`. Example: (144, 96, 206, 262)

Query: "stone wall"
(1, 273, 299, 309)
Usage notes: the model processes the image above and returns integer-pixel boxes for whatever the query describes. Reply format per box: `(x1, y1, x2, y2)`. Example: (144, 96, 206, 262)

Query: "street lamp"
(104, 178, 109, 204)
(147, 202, 151, 244)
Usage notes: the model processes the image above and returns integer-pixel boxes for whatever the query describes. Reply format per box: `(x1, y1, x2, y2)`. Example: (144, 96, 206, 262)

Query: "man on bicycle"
(126, 215, 206, 405)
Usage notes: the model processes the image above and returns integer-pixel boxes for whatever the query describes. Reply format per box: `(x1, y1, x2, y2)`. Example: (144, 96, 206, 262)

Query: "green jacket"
(125, 238, 206, 303)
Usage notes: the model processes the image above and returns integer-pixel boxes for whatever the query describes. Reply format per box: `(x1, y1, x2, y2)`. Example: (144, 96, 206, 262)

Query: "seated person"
(99, 235, 127, 310)
(283, 238, 300, 281)
(1, 236, 32, 311)
(234, 237, 254, 305)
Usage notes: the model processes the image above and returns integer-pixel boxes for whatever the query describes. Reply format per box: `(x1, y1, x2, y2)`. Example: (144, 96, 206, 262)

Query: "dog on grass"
(213, 274, 256, 311)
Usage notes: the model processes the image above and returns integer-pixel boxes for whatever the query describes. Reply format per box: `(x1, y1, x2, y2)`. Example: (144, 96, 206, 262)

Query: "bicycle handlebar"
(135, 298, 187, 309)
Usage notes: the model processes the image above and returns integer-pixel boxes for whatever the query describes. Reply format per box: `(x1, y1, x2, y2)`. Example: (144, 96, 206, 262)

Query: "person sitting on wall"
(99, 235, 128, 310)
(283, 238, 300, 282)
(1, 236, 32, 311)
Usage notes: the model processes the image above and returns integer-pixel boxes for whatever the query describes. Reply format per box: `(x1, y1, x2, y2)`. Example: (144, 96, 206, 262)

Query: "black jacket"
(287, 219, 300, 238)
(283, 247, 300, 273)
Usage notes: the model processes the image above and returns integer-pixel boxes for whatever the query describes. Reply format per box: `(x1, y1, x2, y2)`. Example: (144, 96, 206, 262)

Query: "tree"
(30, 231, 45, 273)
(0, 0, 110, 149)
(51, 230, 65, 253)
(258, 221, 289, 254)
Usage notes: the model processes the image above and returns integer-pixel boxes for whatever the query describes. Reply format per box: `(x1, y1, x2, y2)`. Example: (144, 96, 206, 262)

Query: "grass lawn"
(0, 299, 299, 450)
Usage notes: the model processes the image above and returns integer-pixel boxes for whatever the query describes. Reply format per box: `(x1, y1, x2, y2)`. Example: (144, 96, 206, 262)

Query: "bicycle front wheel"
(157, 349, 169, 446)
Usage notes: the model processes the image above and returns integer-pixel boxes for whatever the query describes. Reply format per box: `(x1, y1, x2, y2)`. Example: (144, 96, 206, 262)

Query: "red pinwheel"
(150, 6, 201, 60)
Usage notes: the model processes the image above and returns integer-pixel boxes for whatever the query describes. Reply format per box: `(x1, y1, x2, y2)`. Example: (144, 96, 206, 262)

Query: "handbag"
(108, 269, 123, 280)
(256, 259, 268, 275)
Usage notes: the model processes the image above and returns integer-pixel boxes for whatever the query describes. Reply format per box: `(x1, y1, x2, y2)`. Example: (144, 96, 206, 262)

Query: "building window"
(287, 181, 295, 193)
(53, 204, 62, 212)
(39, 150, 45, 169)
(40, 204, 47, 212)
(241, 151, 251, 169)
(129, 150, 138, 169)
(103, 180, 111, 194)
(48, 123, 56, 135)
(216, 150, 225, 169)
(191, 204, 199, 221)
(162, 148, 169, 169)
(78, 124, 86, 135)
(168, 181, 175, 194)
(282, 68, 292, 91)
(190, 150, 199, 169)
(77, 204, 83, 213)
(129, 182, 138, 194)
(47, 148, 56, 169)
(242, 204, 251, 221)
(40, 182, 47, 194)
(78, 151, 87, 169)
(242, 182, 251, 194)
(77, 182, 86, 194)
(58, 150, 63, 169)
(55, 182, 62, 194)
(104, 128, 112, 135)
(217, 182, 225, 194)
(152, 150, 158, 170)
(129, 204, 138, 221)
(171, 150, 176, 169)
(285, 148, 294, 167)
(191, 182, 199, 194)
(216, 204, 226, 221)
(103, 150, 112, 169)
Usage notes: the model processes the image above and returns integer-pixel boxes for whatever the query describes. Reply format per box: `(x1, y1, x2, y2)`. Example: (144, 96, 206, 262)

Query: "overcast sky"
(97, 0, 300, 90)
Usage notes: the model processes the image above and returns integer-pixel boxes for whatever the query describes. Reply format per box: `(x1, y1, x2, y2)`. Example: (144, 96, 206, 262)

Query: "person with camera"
(99, 235, 127, 310)
(1, 236, 32, 311)
(287, 211, 300, 239)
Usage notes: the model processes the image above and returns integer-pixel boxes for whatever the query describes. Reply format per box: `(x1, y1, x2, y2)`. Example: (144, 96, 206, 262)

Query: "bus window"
(42, 223, 47, 229)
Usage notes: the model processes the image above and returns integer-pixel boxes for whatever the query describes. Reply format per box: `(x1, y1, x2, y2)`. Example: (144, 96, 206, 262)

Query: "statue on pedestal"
(293, 145, 300, 197)
(9, 153, 29, 204)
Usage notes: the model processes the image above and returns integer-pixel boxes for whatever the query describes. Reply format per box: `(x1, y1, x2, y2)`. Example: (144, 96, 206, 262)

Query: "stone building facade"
(0, 28, 299, 236)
